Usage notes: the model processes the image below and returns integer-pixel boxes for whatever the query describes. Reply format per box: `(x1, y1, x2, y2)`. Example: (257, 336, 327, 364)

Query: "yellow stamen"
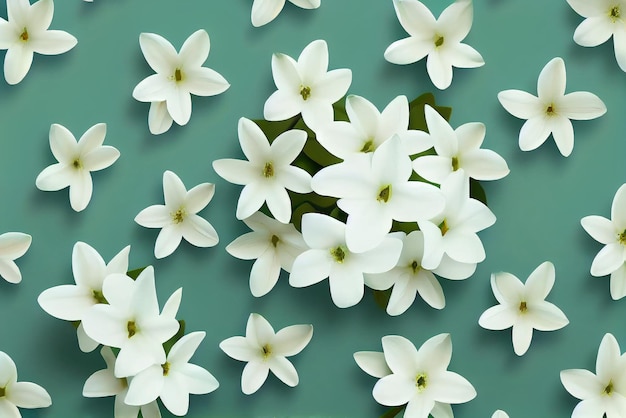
(162, 362, 170, 376)
(172, 208, 185, 224)
(434, 35, 444, 47)
(519, 301, 528, 313)
(271, 235, 280, 247)
(127, 321, 137, 338)
(174, 68, 183, 82)
(330, 246, 346, 263)
(300, 86, 311, 100)
(19, 28, 28, 42)
(263, 162, 274, 178)
(377, 185, 392, 203)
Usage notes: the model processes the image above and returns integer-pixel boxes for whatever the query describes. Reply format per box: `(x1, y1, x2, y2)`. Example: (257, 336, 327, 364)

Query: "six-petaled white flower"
(135, 170, 219, 259)
(384, 0, 484, 90)
(478, 261, 569, 356)
(264, 39, 352, 129)
(0, 351, 52, 417)
(213, 117, 312, 224)
(561, 333, 626, 417)
(35, 123, 120, 212)
(0, 232, 31, 284)
(132, 30, 230, 132)
(219, 313, 313, 395)
(498, 57, 607, 157)
(251, 0, 321, 27)
(0, 0, 77, 85)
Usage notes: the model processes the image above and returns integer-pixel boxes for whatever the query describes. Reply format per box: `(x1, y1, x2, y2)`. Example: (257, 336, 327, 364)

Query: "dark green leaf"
(127, 267, 147, 280)
(390, 220, 419, 234)
(470, 178, 488, 206)
(380, 405, 405, 418)
(163, 320, 186, 354)
(408, 92, 452, 132)
(71, 320, 80, 329)
(291, 202, 318, 232)
(373, 289, 392, 311)
(328, 206, 348, 223)
(292, 153, 323, 176)
(252, 116, 300, 142)
(293, 118, 342, 167)
(332, 96, 349, 122)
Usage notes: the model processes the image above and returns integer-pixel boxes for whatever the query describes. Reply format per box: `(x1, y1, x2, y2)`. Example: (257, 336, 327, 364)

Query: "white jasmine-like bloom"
(581, 183, 626, 299)
(412, 105, 509, 184)
(251, 0, 320, 27)
(370, 334, 476, 418)
(0, 351, 51, 417)
(315, 95, 432, 160)
(365, 231, 476, 316)
(561, 333, 626, 417)
(35, 123, 120, 212)
(213, 117, 312, 223)
(312, 136, 445, 253)
(384, 0, 484, 90)
(147, 101, 173, 136)
(418, 170, 495, 270)
(567, 0, 626, 71)
(0, 232, 31, 284)
(132, 30, 230, 131)
(498, 57, 606, 157)
(81, 267, 180, 377)
(0, 0, 77, 85)
(219, 313, 313, 395)
(289, 213, 402, 308)
(135, 170, 219, 259)
(492, 411, 509, 418)
(226, 212, 307, 297)
(478, 261, 569, 356)
(125, 332, 219, 416)
(264, 39, 352, 129)
(83, 347, 161, 418)
(37, 241, 130, 353)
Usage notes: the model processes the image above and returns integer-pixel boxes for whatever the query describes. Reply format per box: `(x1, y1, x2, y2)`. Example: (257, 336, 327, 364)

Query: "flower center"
(619, 230, 626, 245)
(271, 234, 280, 247)
(439, 219, 449, 236)
(546, 103, 556, 116)
(19, 28, 28, 42)
(0, 386, 5, 397)
(360, 139, 375, 153)
(415, 373, 428, 391)
(451, 156, 459, 171)
(610, 5, 621, 20)
(72, 158, 83, 170)
(171, 208, 186, 224)
(261, 344, 272, 359)
(330, 246, 346, 263)
(605, 380, 614, 395)
(519, 301, 528, 313)
(263, 162, 274, 178)
(161, 362, 170, 376)
(377, 185, 392, 203)
(174, 68, 183, 82)
(92, 289, 108, 304)
(300, 86, 311, 101)
(410, 260, 420, 274)
(434, 35, 444, 47)
(127, 321, 137, 338)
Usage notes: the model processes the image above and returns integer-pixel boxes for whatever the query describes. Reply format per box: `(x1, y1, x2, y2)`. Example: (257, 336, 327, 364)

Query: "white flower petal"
(614, 24, 626, 72)
(591, 243, 625, 277)
(268, 356, 299, 386)
(35, 164, 72, 192)
(438, 0, 473, 42)
(272, 324, 313, 357)
(124, 365, 163, 406)
(132, 74, 171, 103)
(159, 373, 188, 416)
(447, 43, 484, 68)
(226, 232, 270, 260)
(492, 272, 524, 304)
(300, 213, 345, 248)
(8, 382, 52, 408)
(381, 335, 418, 374)
(498, 90, 541, 120)
(478, 305, 516, 331)
(263, 90, 301, 121)
(289, 0, 320, 9)
(179, 363, 219, 394)
(0, 259, 20, 284)
(82, 146, 120, 172)
(560, 368, 603, 400)
(265, 183, 292, 223)
(139, 32, 177, 74)
(414, 270, 445, 310)
(0, 232, 30, 260)
(404, 395, 436, 418)
(77, 323, 99, 353)
(353, 351, 391, 378)
(181, 215, 219, 248)
(518, 117, 551, 152)
(442, 230, 485, 264)
(271, 53, 301, 91)
(30, 30, 77, 55)
(251, 0, 285, 26)
(527, 302, 569, 331)
(537, 57, 566, 99)
(212, 159, 257, 185)
(3, 43, 33, 85)
(185, 67, 230, 97)
(372, 374, 416, 406)
(512, 320, 534, 356)
(37, 285, 93, 321)
(412, 155, 452, 184)
(0, 400, 19, 418)
(524, 261, 555, 301)
(392, 0, 436, 37)
(610, 264, 626, 300)
(612, 184, 626, 230)
(433, 255, 475, 280)
(550, 116, 575, 157)
(426, 50, 453, 90)
(236, 181, 269, 220)
(298, 39, 328, 83)
(559, 91, 607, 120)
(148, 101, 173, 135)
(179, 29, 210, 68)
(135, 205, 170, 228)
(241, 361, 269, 394)
(82, 369, 122, 397)
(154, 225, 183, 259)
(428, 371, 476, 404)
(68, 170, 93, 212)
(220, 336, 257, 362)
(249, 250, 281, 297)
(384, 37, 433, 65)
(461, 149, 509, 181)
(328, 266, 365, 308)
(166, 88, 192, 126)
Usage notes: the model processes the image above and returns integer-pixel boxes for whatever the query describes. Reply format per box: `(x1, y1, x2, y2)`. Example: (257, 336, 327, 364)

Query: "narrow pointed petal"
(166, 88, 192, 126)
(248, 313, 276, 345)
(249, 251, 281, 297)
(179, 29, 210, 68)
(181, 215, 219, 247)
(479, 305, 516, 330)
(425, 105, 457, 157)
(179, 363, 219, 394)
(559, 92, 606, 120)
(4, 44, 33, 85)
(492, 272, 524, 304)
(432, 402, 454, 418)
(212, 159, 257, 185)
(591, 243, 624, 276)
(443, 230, 485, 264)
(29, 0, 53, 29)
(124, 366, 163, 405)
(69, 170, 93, 212)
(162, 288, 183, 319)
(427, 50, 453, 90)
(461, 150, 509, 181)
(77, 323, 99, 353)
(159, 373, 189, 416)
(404, 396, 436, 418)
(269, 356, 299, 386)
(265, 184, 292, 223)
(414, 271, 445, 310)
(518, 117, 551, 152)
(289, 250, 330, 287)
(433, 255, 476, 280)
(226, 232, 270, 260)
(37, 285, 93, 321)
(381, 335, 418, 374)
(82, 369, 122, 397)
(241, 361, 269, 394)
(550, 116, 575, 157)
(527, 302, 569, 331)
(345, 207, 391, 254)
(537, 57, 566, 99)
(30, 30, 77, 55)
(135, 205, 170, 228)
(279, 166, 312, 194)
(413, 155, 452, 184)
(271, 129, 307, 166)
(114, 334, 166, 378)
(238, 118, 271, 162)
(525, 261, 555, 301)
(612, 184, 626, 229)
(163, 170, 186, 208)
(572, 398, 609, 418)
(352, 238, 403, 273)
(447, 43, 484, 68)
(185, 67, 230, 97)
(300, 213, 345, 248)
(596, 333, 621, 383)
(289, 0, 320, 8)
(429, 371, 476, 404)
(139, 33, 177, 74)
(498, 90, 541, 119)
(132, 74, 171, 102)
(560, 369, 603, 400)
(273, 324, 313, 356)
(251, 0, 285, 27)
(298, 39, 328, 83)
(0, 233, 30, 259)
(392, 0, 436, 36)
(345, 95, 380, 137)
(271, 53, 300, 91)
(219, 336, 257, 362)
(154, 225, 183, 259)
(184, 183, 214, 213)
(236, 182, 269, 220)
(384, 37, 432, 65)
(82, 147, 120, 171)
(354, 351, 391, 378)
(512, 320, 534, 356)
(77, 123, 107, 154)
(387, 277, 418, 315)
(49, 124, 77, 162)
(148, 101, 173, 135)
(9, 382, 52, 408)
(438, 0, 473, 42)
(264, 90, 301, 121)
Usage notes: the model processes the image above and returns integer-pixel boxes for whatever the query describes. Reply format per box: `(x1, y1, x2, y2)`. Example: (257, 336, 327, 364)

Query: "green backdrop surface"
(0, 0, 624, 417)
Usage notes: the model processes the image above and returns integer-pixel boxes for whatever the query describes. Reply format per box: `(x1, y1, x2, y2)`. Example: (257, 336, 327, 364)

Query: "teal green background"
(0, 0, 625, 417)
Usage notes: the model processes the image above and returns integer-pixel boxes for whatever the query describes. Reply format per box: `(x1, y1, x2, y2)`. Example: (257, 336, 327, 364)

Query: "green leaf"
(294, 118, 342, 167)
(163, 320, 186, 354)
(252, 116, 300, 142)
(470, 178, 488, 206)
(373, 288, 392, 311)
(291, 202, 318, 232)
(380, 405, 405, 418)
(390, 220, 419, 235)
(127, 267, 147, 280)
(332, 96, 349, 122)
(408, 92, 452, 132)
(292, 152, 323, 176)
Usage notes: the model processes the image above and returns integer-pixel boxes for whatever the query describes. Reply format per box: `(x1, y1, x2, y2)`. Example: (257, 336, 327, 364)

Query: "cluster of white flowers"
(37, 242, 219, 417)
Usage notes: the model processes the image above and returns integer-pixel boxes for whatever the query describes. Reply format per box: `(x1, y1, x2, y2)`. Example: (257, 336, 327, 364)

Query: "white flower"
(384, 0, 484, 90)
(561, 333, 626, 417)
(567, 0, 626, 71)
(81, 267, 180, 377)
(497, 57, 606, 157)
(289, 213, 402, 308)
(251, 0, 320, 27)
(418, 170, 495, 270)
(226, 212, 307, 297)
(412, 105, 509, 184)
(370, 334, 476, 418)
(312, 135, 445, 253)
(35, 123, 120, 212)
(148, 101, 173, 136)
(37, 241, 130, 352)
(492, 411, 509, 418)
(212, 117, 312, 223)
(219, 313, 313, 395)
(132, 30, 230, 131)
(264, 39, 352, 129)
(314, 95, 432, 160)
(581, 183, 626, 299)
(0, 232, 31, 284)
(125, 332, 219, 416)
(83, 347, 161, 418)
(365, 231, 476, 316)
(135, 170, 219, 259)
(0, 351, 51, 417)
(0, 0, 77, 85)
(478, 261, 569, 356)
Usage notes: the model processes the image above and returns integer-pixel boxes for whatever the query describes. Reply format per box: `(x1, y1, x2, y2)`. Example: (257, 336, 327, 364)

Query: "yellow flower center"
(619, 230, 626, 245)
(451, 156, 460, 171)
(605, 380, 614, 395)
(360, 139, 375, 153)
(519, 301, 528, 313)
(19, 28, 28, 42)
(439, 219, 449, 236)
(172, 208, 186, 224)
(262, 344, 272, 359)
(377, 185, 392, 203)
(546, 103, 556, 116)
(174, 68, 183, 82)
(271, 235, 280, 247)
(127, 321, 137, 338)
(73, 158, 83, 169)
(92, 289, 107, 304)
(434, 35, 444, 47)
(300, 86, 311, 100)
(415, 373, 428, 391)
(610, 5, 621, 20)
(330, 246, 346, 263)
(0, 386, 5, 397)
(162, 362, 170, 376)
(410, 260, 420, 274)
(263, 162, 274, 178)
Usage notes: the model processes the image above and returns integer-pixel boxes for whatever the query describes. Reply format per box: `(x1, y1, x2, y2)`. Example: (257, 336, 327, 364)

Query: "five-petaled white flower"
(226, 211, 307, 297)
(264, 39, 352, 129)
(0, 232, 31, 284)
(384, 0, 484, 90)
(478, 261, 569, 356)
(369, 334, 476, 418)
(213, 117, 312, 224)
(567, 0, 626, 72)
(561, 333, 626, 417)
(412, 105, 509, 184)
(83, 347, 162, 418)
(0, 351, 52, 417)
(132, 29, 230, 131)
(135, 170, 219, 259)
(251, 0, 321, 27)
(314, 95, 432, 160)
(125, 331, 219, 416)
(312, 135, 445, 253)
(219, 313, 313, 395)
(35, 123, 120, 212)
(498, 57, 607, 157)
(0, 0, 77, 85)
(289, 213, 402, 308)
(37, 241, 130, 352)
(581, 183, 626, 300)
